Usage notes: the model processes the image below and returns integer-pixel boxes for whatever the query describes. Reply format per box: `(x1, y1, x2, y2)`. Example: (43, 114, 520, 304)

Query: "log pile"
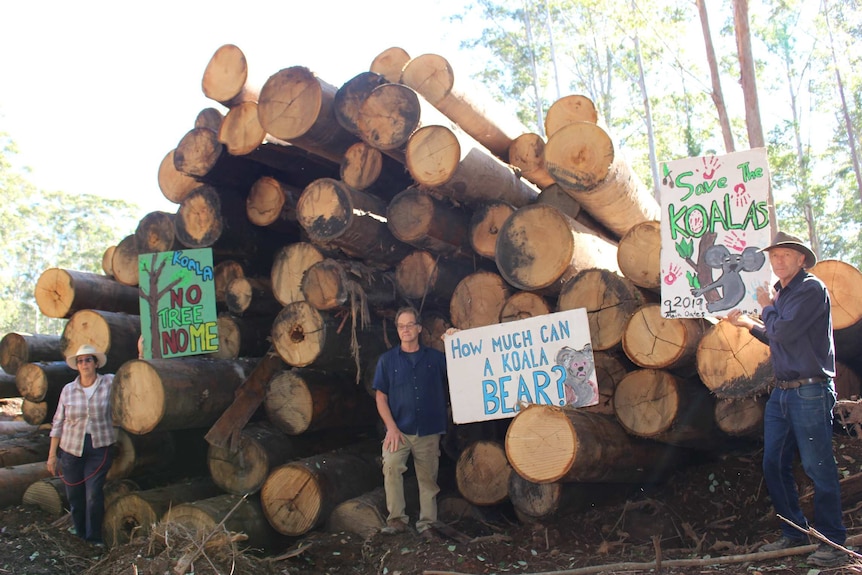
(4, 42, 862, 552)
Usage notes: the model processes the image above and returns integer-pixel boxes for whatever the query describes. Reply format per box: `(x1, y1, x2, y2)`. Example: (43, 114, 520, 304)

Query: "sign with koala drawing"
(443, 308, 596, 424)
(659, 148, 773, 319)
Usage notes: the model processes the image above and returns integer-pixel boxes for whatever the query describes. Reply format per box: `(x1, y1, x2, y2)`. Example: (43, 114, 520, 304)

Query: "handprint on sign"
(663, 263, 682, 285)
(689, 211, 704, 234)
(702, 156, 721, 180)
(732, 183, 751, 207)
(724, 231, 747, 252)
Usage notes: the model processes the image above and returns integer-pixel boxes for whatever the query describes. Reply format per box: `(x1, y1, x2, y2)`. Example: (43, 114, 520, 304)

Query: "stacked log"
(696, 321, 772, 398)
(0, 461, 52, 508)
(455, 440, 511, 506)
(0, 333, 63, 375)
(35, 269, 141, 319)
(15, 361, 74, 402)
(0, 431, 50, 467)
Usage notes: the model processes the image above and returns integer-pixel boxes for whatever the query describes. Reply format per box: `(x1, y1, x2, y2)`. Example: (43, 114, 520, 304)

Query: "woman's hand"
(46, 454, 58, 475)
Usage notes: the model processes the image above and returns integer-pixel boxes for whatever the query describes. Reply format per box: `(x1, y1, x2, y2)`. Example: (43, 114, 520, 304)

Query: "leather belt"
(774, 376, 828, 390)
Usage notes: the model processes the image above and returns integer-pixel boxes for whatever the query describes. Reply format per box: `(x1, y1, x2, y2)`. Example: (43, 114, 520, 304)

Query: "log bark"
(14, 361, 74, 402)
(327, 485, 388, 538)
(696, 321, 773, 398)
(0, 421, 39, 435)
(108, 429, 177, 480)
(340, 142, 412, 201)
(195, 107, 224, 132)
(301, 259, 397, 312)
(0, 370, 17, 399)
(271, 242, 325, 306)
(135, 211, 181, 254)
(35, 268, 140, 319)
(622, 303, 705, 372)
(258, 66, 358, 163)
(544, 94, 601, 137)
(111, 357, 255, 435)
(405, 124, 539, 207)
(160, 493, 279, 551)
(714, 396, 765, 437)
(558, 269, 644, 351)
(496, 204, 620, 294)
(508, 133, 555, 189)
(296, 178, 410, 266)
(613, 369, 717, 447)
(420, 311, 452, 354)
(617, 220, 661, 290)
(24, 477, 136, 518)
(387, 187, 472, 257)
(0, 333, 63, 375)
(394, 250, 475, 305)
(158, 149, 200, 204)
(103, 478, 222, 546)
(450, 271, 512, 329)
(212, 313, 272, 359)
(21, 397, 58, 425)
(500, 292, 552, 323)
(334, 72, 389, 138)
(505, 406, 680, 483)
(201, 44, 259, 108)
(245, 175, 301, 231)
(535, 183, 582, 220)
(469, 201, 515, 261)
(836, 360, 862, 401)
(60, 309, 141, 373)
(582, 350, 633, 416)
(0, 430, 50, 467)
(400, 53, 528, 160)
(102, 245, 116, 278)
(111, 234, 140, 287)
(0, 461, 53, 509)
(508, 473, 624, 522)
(370, 47, 410, 81)
(544, 122, 660, 238)
(225, 277, 280, 317)
(809, 259, 862, 330)
(260, 448, 382, 536)
(455, 440, 511, 506)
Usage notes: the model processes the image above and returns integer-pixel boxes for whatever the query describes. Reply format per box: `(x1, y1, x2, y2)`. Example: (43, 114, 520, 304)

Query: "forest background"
(1, 0, 860, 337)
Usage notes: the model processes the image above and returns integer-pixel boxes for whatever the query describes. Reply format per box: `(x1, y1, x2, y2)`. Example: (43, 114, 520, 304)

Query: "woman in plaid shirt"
(47, 344, 116, 545)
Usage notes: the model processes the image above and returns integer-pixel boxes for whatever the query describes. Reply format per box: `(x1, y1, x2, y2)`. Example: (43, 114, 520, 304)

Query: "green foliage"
(0, 132, 139, 337)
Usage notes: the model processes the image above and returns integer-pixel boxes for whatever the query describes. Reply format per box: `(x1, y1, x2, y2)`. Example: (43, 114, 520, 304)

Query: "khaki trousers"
(382, 433, 440, 532)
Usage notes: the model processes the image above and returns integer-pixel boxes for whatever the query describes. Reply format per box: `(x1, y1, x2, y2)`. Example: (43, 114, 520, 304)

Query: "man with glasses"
(374, 306, 448, 541)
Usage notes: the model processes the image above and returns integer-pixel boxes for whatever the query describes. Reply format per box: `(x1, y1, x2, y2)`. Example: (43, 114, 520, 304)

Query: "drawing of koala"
(691, 245, 765, 313)
(555, 344, 598, 408)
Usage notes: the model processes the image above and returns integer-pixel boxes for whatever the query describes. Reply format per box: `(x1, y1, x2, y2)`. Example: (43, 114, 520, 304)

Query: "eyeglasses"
(76, 357, 95, 365)
(396, 322, 418, 330)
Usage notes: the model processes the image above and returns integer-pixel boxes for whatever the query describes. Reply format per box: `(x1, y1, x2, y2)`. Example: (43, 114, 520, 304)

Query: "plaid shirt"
(49, 373, 116, 456)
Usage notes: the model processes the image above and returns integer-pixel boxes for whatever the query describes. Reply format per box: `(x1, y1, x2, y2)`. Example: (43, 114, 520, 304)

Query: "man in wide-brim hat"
(726, 231, 847, 567)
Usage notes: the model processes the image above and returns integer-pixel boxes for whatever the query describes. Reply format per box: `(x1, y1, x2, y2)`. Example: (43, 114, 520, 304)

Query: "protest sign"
(138, 248, 219, 359)
(659, 148, 773, 319)
(444, 309, 595, 424)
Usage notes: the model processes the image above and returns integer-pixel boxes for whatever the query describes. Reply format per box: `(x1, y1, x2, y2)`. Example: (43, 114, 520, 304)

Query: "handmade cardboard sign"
(659, 148, 773, 319)
(444, 309, 596, 424)
(138, 249, 218, 359)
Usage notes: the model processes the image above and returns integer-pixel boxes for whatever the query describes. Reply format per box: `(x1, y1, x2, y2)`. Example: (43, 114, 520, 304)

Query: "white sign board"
(659, 148, 773, 319)
(444, 309, 596, 424)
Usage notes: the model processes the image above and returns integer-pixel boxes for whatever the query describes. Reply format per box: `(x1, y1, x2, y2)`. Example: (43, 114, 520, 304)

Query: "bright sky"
(0, 0, 477, 220)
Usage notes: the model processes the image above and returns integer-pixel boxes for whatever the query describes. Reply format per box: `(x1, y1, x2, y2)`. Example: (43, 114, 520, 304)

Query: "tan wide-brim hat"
(760, 231, 817, 269)
(65, 344, 108, 370)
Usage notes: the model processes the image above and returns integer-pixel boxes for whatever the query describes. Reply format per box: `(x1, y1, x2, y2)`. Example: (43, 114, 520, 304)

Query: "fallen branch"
(172, 494, 249, 575)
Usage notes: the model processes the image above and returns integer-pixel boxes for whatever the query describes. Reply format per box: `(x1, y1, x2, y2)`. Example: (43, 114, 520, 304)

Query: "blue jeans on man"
(60, 434, 113, 543)
(762, 383, 845, 545)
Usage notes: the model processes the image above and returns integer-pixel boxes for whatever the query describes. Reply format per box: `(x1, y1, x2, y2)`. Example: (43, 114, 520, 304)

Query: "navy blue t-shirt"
(373, 345, 448, 436)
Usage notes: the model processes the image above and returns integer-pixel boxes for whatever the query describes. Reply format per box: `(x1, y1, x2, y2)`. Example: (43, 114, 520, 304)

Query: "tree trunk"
(544, 122, 659, 238)
(246, 175, 301, 232)
(544, 95, 600, 137)
(103, 478, 222, 547)
(21, 396, 58, 425)
(0, 333, 63, 375)
(508, 473, 625, 523)
(496, 204, 620, 294)
(110, 234, 140, 287)
(213, 260, 245, 305)
(271, 242, 325, 306)
(157, 149, 200, 204)
(135, 211, 181, 254)
(449, 271, 512, 329)
(217, 100, 269, 156)
(508, 133, 555, 189)
(225, 277, 281, 317)
(387, 187, 472, 257)
(400, 53, 529, 161)
(505, 406, 679, 483)
(394, 250, 476, 305)
(405, 124, 539, 207)
(420, 311, 452, 354)
(535, 183, 582, 220)
(101, 245, 116, 278)
(258, 66, 358, 163)
(108, 429, 178, 480)
(24, 477, 137, 518)
(195, 107, 224, 133)
(14, 361, 74, 402)
(161, 493, 280, 551)
(212, 313, 272, 359)
(301, 259, 397, 313)
(733, 0, 765, 150)
(696, 0, 735, 153)
(835, 361, 862, 401)
(264, 369, 378, 435)
(0, 461, 53, 509)
(260, 448, 382, 536)
(500, 292, 552, 323)
(617, 220, 661, 290)
(297, 178, 411, 266)
(455, 440, 511, 506)
(201, 44, 259, 108)
(0, 371, 17, 399)
(111, 357, 255, 435)
(632, 24, 660, 200)
(696, 321, 773, 398)
(613, 369, 717, 447)
(369, 47, 411, 82)
(174, 186, 265, 257)
(469, 201, 516, 261)
(35, 268, 141, 320)
(809, 260, 862, 330)
(0, 431, 50, 467)
(60, 309, 141, 373)
(327, 478, 422, 538)
(0, 421, 39, 435)
(714, 396, 765, 437)
(334, 72, 389, 138)
(339, 141, 412, 201)
(582, 350, 633, 416)
(622, 304, 704, 372)
(558, 269, 644, 351)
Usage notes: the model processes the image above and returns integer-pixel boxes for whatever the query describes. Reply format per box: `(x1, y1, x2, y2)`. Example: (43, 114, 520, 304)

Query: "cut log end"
(455, 441, 511, 506)
(112, 361, 166, 436)
(272, 302, 326, 367)
(405, 125, 460, 187)
(261, 464, 322, 535)
(202, 44, 249, 104)
(369, 47, 411, 83)
(505, 405, 576, 484)
(258, 67, 323, 141)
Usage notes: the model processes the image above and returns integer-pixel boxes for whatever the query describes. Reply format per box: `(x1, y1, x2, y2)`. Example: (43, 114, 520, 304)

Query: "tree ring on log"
(405, 125, 461, 187)
(261, 464, 322, 535)
(258, 67, 322, 141)
(544, 122, 613, 192)
(505, 405, 576, 484)
(202, 44, 249, 105)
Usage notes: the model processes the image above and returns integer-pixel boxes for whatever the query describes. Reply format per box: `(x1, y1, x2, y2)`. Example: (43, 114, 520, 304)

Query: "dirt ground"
(4, 397, 862, 575)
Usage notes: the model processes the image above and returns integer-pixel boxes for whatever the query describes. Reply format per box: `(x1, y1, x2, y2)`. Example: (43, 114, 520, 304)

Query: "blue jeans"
(60, 434, 113, 543)
(762, 382, 845, 545)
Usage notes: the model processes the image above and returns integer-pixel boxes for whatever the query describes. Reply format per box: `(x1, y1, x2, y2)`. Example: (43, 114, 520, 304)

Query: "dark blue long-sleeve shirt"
(750, 269, 836, 381)
(373, 345, 448, 436)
